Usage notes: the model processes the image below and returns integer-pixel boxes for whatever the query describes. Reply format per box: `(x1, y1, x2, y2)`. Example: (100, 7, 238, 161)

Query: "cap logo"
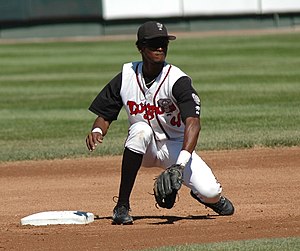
(156, 22, 163, 31)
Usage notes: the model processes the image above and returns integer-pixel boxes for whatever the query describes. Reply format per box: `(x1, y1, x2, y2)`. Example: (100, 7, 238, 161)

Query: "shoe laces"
(114, 204, 131, 215)
(212, 197, 226, 209)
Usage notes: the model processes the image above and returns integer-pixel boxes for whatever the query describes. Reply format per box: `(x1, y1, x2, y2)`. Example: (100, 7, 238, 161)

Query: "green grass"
(0, 32, 300, 161)
(141, 237, 300, 251)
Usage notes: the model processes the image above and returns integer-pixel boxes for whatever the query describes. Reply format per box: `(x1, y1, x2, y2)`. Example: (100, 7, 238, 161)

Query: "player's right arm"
(86, 72, 123, 152)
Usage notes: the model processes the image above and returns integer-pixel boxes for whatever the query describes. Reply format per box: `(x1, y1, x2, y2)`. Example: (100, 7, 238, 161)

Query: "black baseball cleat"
(190, 190, 234, 216)
(112, 205, 133, 225)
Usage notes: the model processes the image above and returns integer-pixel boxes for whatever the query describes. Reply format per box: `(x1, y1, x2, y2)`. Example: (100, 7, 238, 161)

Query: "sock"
(116, 147, 143, 208)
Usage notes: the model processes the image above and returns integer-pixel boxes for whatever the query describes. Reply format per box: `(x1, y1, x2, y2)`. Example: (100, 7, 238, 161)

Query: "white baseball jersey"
(121, 61, 188, 141)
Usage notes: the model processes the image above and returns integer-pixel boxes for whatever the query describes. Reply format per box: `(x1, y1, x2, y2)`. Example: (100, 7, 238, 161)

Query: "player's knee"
(192, 184, 222, 203)
(125, 122, 153, 154)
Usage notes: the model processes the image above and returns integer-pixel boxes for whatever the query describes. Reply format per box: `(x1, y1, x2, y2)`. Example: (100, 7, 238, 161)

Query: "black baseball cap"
(136, 21, 176, 44)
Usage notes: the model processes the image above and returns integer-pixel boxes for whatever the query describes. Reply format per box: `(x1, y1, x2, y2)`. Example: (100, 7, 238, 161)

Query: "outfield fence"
(0, 0, 300, 38)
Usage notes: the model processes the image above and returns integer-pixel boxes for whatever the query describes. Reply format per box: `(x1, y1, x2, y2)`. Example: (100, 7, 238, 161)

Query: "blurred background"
(0, 0, 300, 39)
(1, 1, 299, 161)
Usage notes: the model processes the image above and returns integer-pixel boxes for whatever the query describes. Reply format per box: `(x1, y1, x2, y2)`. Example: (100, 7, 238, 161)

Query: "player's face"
(141, 38, 169, 64)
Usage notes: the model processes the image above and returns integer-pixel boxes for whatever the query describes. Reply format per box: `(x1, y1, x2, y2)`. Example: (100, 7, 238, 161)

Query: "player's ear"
(136, 41, 144, 53)
(136, 45, 142, 52)
(137, 47, 144, 54)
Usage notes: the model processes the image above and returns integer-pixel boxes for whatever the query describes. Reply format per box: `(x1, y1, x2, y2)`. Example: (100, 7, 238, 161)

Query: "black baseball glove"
(153, 164, 184, 209)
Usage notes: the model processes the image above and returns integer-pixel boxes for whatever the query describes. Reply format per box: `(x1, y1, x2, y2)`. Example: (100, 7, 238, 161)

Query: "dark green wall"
(0, 1, 299, 39)
(0, 0, 102, 23)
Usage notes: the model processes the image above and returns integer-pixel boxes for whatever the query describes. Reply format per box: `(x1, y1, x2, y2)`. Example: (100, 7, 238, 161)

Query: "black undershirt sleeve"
(89, 72, 123, 122)
(172, 76, 201, 122)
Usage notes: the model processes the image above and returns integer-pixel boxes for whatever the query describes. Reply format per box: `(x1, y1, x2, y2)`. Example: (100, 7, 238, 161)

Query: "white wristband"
(176, 150, 191, 167)
(92, 127, 103, 135)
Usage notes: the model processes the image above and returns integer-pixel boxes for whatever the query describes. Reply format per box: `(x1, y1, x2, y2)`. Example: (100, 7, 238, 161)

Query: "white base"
(20, 211, 95, 226)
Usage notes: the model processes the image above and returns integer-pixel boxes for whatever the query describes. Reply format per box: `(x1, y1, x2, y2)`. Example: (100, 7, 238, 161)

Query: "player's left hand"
(153, 164, 184, 209)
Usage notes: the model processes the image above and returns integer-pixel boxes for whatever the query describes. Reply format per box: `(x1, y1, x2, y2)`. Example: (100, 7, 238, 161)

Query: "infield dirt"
(0, 147, 299, 250)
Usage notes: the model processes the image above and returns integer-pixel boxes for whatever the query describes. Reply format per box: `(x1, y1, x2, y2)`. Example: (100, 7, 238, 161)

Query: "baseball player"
(86, 21, 234, 225)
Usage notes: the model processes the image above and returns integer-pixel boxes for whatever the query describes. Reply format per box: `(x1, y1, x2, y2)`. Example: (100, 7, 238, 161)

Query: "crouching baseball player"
(86, 21, 234, 225)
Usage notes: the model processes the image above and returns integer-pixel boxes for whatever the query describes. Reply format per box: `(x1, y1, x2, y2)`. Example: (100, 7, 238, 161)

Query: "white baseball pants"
(125, 122, 222, 203)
